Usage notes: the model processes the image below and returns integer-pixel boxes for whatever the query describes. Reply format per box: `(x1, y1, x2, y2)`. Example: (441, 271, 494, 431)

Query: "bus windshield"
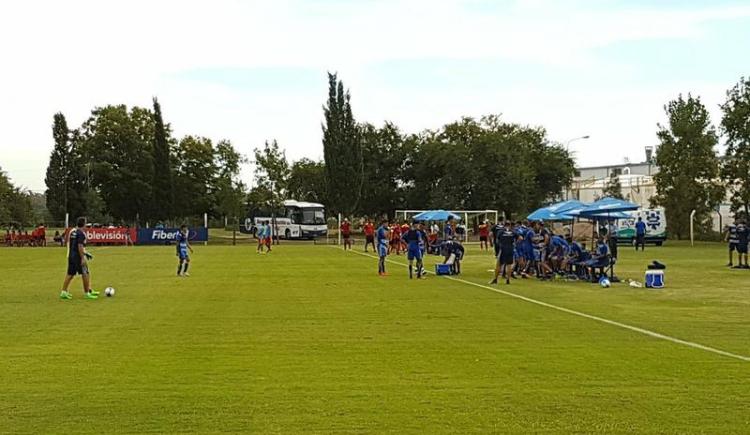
(301, 209, 325, 225)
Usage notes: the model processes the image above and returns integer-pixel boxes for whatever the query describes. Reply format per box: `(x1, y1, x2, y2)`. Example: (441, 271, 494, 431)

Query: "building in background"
(565, 147, 732, 232)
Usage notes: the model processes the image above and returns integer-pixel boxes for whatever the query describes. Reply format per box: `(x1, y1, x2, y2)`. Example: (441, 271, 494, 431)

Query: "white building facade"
(564, 161, 733, 232)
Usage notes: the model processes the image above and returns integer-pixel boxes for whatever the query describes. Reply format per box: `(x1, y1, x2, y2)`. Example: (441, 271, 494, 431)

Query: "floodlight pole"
(565, 135, 590, 200)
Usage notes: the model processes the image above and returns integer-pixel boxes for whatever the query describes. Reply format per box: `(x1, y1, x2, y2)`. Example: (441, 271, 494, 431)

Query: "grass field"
(1, 240, 748, 434)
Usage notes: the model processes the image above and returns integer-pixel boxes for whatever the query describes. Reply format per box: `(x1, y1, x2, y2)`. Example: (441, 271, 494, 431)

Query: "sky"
(1, 0, 749, 192)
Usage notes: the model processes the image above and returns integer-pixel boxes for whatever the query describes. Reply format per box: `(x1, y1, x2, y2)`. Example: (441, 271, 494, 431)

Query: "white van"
(615, 208, 667, 246)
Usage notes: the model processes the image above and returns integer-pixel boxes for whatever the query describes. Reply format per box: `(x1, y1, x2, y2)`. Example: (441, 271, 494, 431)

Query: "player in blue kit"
(490, 222, 516, 285)
(376, 220, 390, 276)
(548, 234, 570, 273)
(176, 224, 194, 277)
(402, 222, 425, 279)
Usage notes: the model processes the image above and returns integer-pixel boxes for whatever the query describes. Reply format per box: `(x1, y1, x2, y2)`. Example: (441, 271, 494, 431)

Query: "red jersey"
(479, 224, 489, 237)
(364, 223, 374, 236)
(340, 222, 351, 235)
(390, 225, 401, 240)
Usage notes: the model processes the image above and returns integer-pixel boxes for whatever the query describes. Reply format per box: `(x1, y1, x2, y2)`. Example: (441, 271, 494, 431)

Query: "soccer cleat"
(183, 272, 190, 277)
(89, 290, 100, 296)
(59, 291, 72, 300)
(84, 292, 98, 300)
(489, 279, 497, 285)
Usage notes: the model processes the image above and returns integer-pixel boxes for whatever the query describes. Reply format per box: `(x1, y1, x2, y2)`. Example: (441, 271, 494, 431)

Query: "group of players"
(488, 220, 611, 285)
(351, 219, 466, 279)
(58, 217, 194, 300)
(725, 218, 750, 269)
(4, 225, 50, 247)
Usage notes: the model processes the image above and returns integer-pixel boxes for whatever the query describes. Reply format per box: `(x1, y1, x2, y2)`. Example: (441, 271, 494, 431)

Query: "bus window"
(302, 209, 325, 225)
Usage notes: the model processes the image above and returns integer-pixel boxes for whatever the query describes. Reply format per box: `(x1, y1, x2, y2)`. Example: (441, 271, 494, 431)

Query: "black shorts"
(343, 233, 350, 240)
(366, 235, 374, 242)
(498, 250, 514, 265)
(738, 243, 749, 254)
(636, 235, 645, 243)
(479, 236, 488, 242)
(729, 243, 738, 252)
(67, 259, 88, 276)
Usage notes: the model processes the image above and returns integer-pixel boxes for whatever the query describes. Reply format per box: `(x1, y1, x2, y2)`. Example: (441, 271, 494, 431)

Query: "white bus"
(243, 200, 327, 240)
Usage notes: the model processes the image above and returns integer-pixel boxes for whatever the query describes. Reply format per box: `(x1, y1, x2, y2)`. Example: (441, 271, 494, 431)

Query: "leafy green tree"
(0, 167, 35, 227)
(402, 115, 573, 218)
(250, 139, 290, 211)
(720, 76, 750, 217)
(213, 140, 247, 220)
(151, 97, 174, 221)
(288, 158, 327, 204)
(78, 105, 155, 222)
(653, 94, 725, 239)
(173, 136, 217, 218)
(359, 122, 407, 217)
(602, 173, 624, 199)
(322, 73, 363, 216)
(0, 166, 12, 224)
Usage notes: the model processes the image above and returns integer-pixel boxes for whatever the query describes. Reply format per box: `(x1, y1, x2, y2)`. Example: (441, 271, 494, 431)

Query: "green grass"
(1, 241, 748, 434)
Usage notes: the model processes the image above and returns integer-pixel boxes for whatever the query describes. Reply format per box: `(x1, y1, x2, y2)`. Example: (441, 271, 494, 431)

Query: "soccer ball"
(599, 278, 611, 288)
(105, 287, 116, 297)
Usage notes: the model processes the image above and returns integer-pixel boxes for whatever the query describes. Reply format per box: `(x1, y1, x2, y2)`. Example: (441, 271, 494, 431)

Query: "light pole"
(564, 135, 590, 200)
(565, 135, 590, 152)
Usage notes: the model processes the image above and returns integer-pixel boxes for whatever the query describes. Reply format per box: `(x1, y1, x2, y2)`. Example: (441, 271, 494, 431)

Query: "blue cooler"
(435, 264, 452, 276)
(645, 270, 664, 288)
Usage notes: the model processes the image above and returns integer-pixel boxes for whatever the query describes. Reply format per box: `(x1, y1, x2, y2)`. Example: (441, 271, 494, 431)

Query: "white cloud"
(0, 0, 748, 190)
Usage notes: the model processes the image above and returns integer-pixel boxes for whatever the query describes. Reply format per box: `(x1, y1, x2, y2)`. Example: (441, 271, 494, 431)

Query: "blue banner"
(136, 228, 208, 245)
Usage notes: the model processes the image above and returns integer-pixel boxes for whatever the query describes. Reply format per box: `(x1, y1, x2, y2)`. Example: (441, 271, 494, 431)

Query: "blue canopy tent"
(413, 210, 462, 222)
(577, 197, 640, 281)
(527, 200, 587, 222)
(578, 197, 640, 217)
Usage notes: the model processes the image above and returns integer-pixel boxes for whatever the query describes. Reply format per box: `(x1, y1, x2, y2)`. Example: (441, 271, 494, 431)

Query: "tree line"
(652, 76, 750, 239)
(44, 98, 246, 225)
(35, 73, 576, 225)
(250, 73, 576, 220)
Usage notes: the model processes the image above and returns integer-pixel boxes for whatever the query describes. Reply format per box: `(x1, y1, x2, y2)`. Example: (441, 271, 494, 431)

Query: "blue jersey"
(550, 235, 569, 252)
(68, 228, 86, 261)
(570, 241, 583, 257)
(595, 241, 609, 258)
(635, 221, 647, 236)
(402, 229, 423, 250)
(376, 225, 388, 245)
(524, 229, 536, 248)
(177, 231, 188, 249)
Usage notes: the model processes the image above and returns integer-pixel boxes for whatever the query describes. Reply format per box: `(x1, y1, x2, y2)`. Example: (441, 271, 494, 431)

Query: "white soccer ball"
(105, 287, 116, 297)
(599, 278, 611, 288)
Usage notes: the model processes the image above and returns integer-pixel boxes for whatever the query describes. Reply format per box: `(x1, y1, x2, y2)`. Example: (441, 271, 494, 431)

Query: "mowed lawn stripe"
(344, 249, 750, 363)
(1, 245, 749, 434)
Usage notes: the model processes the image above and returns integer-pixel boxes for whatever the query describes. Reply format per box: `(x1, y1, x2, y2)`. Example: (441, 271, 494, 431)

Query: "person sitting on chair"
(585, 235, 610, 282)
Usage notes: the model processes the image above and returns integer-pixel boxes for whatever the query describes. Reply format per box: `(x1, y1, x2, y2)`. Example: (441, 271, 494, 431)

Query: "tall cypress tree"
(151, 97, 173, 221)
(322, 73, 363, 216)
(45, 113, 70, 221)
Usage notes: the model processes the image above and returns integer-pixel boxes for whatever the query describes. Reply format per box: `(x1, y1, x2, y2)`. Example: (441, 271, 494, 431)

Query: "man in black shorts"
(725, 219, 739, 267)
(491, 221, 516, 285)
(59, 217, 98, 300)
(735, 220, 749, 269)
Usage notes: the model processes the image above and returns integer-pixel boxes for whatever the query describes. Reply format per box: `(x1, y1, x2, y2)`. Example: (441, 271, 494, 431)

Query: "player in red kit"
(363, 220, 375, 252)
(340, 218, 352, 250)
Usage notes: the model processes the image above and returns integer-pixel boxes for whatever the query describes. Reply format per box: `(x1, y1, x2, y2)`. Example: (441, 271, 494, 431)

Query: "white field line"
(344, 248, 750, 363)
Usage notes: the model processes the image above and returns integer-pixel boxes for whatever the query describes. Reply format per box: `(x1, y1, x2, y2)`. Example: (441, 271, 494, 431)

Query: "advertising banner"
(136, 228, 208, 245)
(80, 228, 136, 245)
